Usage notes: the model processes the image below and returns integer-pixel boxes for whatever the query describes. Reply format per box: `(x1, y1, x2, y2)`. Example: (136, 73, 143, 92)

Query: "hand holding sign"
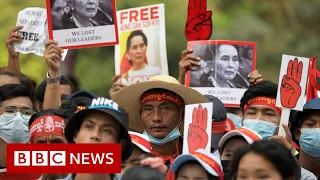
(44, 40, 64, 77)
(280, 58, 302, 108)
(6, 26, 23, 58)
(187, 105, 208, 153)
(185, 0, 212, 40)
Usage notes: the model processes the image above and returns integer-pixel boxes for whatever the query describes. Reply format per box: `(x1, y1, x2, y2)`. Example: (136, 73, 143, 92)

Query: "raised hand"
(44, 40, 63, 77)
(5, 26, 23, 58)
(280, 58, 302, 108)
(178, 49, 201, 84)
(109, 75, 126, 100)
(187, 105, 209, 153)
(185, 0, 212, 41)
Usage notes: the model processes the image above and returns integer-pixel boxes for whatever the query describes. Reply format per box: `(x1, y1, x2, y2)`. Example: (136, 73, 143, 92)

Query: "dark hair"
(240, 80, 278, 112)
(229, 140, 301, 180)
(175, 161, 219, 180)
(28, 109, 67, 127)
(35, 76, 75, 106)
(122, 165, 165, 180)
(126, 30, 148, 51)
(0, 84, 34, 105)
(0, 67, 34, 92)
(67, 75, 80, 91)
(59, 97, 92, 120)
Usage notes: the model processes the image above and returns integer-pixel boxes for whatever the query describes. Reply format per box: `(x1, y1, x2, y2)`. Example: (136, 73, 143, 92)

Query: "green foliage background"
(1, 0, 319, 96)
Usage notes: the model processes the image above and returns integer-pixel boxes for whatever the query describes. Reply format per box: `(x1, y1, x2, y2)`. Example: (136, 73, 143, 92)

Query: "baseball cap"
(129, 131, 151, 153)
(170, 149, 223, 180)
(65, 97, 133, 162)
(218, 127, 262, 151)
(67, 90, 97, 101)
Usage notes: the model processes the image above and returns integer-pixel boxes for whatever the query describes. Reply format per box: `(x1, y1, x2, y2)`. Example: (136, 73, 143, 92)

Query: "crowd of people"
(0, 19, 320, 180)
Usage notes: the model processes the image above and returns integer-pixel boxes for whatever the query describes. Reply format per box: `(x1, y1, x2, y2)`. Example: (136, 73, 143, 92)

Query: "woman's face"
(215, 45, 239, 81)
(177, 162, 208, 180)
(71, 0, 99, 19)
(236, 152, 282, 180)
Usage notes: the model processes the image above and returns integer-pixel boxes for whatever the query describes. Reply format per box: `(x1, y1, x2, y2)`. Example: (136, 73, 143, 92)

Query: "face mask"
(299, 128, 320, 157)
(227, 113, 242, 128)
(0, 112, 31, 143)
(143, 126, 181, 145)
(243, 119, 278, 139)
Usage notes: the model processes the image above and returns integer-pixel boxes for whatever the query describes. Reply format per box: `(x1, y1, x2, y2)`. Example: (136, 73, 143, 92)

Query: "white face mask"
(0, 112, 30, 143)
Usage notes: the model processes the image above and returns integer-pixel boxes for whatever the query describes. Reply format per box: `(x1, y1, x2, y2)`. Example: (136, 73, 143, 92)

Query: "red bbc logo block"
(14, 151, 66, 166)
(7, 144, 121, 174)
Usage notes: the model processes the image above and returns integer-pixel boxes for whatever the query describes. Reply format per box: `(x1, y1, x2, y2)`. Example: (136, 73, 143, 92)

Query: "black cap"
(65, 97, 132, 162)
(67, 90, 97, 101)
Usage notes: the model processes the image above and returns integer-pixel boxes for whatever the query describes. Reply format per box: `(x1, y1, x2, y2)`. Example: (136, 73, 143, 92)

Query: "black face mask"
(221, 160, 231, 180)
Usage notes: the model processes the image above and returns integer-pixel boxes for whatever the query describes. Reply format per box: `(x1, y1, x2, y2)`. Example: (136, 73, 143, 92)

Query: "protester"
(114, 75, 208, 167)
(293, 98, 320, 177)
(168, 149, 223, 180)
(64, 97, 133, 180)
(0, 67, 33, 90)
(28, 109, 69, 180)
(229, 140, 301, 180)
(5, 26, 23, 70)
(0, 84, 39, 179)
(122, 131, 152, 173)
(121, 30, 162, 80)
(218, 127, 262, 179)
(122, 165, 165, 180)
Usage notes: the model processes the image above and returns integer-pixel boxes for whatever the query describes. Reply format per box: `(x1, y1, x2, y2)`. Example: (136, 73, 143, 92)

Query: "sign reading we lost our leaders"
(6, 144, 121, 174)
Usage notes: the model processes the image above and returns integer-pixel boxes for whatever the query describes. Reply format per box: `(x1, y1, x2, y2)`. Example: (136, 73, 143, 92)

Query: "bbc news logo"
(6, 144, 121, 174)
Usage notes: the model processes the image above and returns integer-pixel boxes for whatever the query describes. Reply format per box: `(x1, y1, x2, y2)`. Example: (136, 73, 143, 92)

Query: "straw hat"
(113, 75, 208, 133)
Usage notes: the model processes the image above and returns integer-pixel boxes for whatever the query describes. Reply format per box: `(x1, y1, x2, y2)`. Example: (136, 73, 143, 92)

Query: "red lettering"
(129, 10, 139, 22)
(53, 153, 62, 164)
(140, 8, 148, 21)
(18, 153, 26, 163)
(150, 7, 159, 19)
(36, 153, 44, 164)
(120, 11, 128, 24)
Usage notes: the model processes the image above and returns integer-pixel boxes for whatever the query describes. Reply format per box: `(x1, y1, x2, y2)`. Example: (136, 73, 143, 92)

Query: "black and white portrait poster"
(46, 0, 118, 49)
(185, 40, 256, 106)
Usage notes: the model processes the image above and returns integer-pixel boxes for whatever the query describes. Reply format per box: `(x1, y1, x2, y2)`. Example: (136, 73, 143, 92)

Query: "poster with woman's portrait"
(46, 0, 118, 49)
(185, 40, 256, 106)
(114, 4, 169, 86)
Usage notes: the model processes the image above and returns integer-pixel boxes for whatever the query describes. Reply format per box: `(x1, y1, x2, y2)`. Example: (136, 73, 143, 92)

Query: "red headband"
(211, 118, 236, 134)
(244, 96, 282, 116)
(29, 115, 66, 143)
(141, 91, 184, 107)
(193, 152, 224, 180)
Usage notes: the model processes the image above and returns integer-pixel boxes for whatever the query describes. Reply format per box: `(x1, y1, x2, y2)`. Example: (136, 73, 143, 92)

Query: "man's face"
(73, 111, 120, 143)
(141, 101, 181, 139)
(221, 137, 248, 161)
(243, 105, 281, 125)
(295, 111, 320, 140)
(128, 35, 147, 66)
(0, 75, 20, 86)
(60, 84, 73, 102)
(216, 45, 240, 81)
(122, 146, 148, 173)
(34, 135, 67, 144)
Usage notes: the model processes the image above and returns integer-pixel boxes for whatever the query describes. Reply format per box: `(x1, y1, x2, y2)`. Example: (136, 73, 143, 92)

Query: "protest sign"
(276, 55, 310, 137)
(183, 103, 212, 154)
(185, 0, 212, 41)
(46, 0, 118, 49)
(185, 40, 256, 107)
(114, 4, 169, 86)
(14, 7, 47, 57)
(306, 57, 319, 101)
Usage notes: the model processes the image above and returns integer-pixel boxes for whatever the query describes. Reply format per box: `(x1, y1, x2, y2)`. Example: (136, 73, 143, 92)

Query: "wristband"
(46, 72, 61, 83)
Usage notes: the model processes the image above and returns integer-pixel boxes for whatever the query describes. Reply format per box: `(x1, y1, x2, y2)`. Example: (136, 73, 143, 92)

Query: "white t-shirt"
(128, 64, 162, 79)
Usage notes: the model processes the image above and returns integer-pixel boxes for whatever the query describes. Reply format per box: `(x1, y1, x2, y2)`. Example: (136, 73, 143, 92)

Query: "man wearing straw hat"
(113, 75, 208, 167)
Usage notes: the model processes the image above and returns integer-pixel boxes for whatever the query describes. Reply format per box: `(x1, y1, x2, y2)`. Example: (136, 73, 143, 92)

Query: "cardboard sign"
(14, 7, 47, 57)
(185, 40, 256, 107)
(276, 55, 309, 111)
(185, 0, 212, 40)
(46, 0, 118, 49)
(114, 4, 169, 86)
(183, 103, 212, 154)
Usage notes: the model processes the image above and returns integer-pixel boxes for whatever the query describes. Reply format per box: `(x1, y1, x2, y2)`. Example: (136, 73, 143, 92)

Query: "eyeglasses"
(0, 106, 35, 120)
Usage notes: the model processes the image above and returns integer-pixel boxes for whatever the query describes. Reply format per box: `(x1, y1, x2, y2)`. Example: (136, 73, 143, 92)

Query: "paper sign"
(114, 4, 169, 86)
(183, 103, 212, 154)
(185, 40, 256, 107)
(61, 49, 68, 61)
(46, 0, 119, 49)
(14, 7, 47, 57)
(185, 0, 212, 40)
(276, 55, 310, 111)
